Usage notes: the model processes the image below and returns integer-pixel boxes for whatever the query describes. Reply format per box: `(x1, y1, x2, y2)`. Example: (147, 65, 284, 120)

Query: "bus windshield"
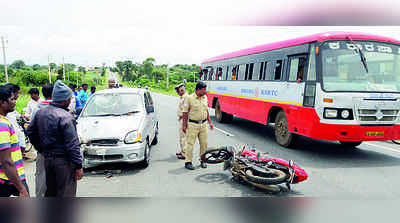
(321, 40, 400, 92)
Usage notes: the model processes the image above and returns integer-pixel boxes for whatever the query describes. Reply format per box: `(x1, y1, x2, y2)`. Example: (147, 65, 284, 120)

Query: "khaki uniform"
(182, 93, 209, 163)
(177, 93, 188, 156)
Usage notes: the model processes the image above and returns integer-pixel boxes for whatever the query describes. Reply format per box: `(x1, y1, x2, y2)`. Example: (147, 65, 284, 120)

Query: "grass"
(15, 94, 31, 114)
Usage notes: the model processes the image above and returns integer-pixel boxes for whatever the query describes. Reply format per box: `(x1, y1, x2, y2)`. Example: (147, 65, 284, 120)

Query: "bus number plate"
(365, 131, 384, 137)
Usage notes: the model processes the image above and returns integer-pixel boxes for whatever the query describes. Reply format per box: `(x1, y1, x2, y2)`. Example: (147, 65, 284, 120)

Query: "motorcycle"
(16, 117, 33, 153)
(201, 145, 308, 192)
(393, 140, 400, 145)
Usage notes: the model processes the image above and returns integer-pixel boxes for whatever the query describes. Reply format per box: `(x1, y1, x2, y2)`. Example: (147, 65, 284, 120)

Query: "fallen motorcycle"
(201, 145, 308, 192)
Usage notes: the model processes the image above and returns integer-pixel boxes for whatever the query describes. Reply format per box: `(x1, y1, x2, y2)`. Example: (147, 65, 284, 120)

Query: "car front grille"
(89, 139, 119, 146)
(85, 154, 124, 161)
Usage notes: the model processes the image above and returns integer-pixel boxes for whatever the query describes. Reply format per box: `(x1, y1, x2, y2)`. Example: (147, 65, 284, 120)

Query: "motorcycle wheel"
(244, 168, 288, 185)
(201, 148, 234, 164)
(392, 140, 400, 145)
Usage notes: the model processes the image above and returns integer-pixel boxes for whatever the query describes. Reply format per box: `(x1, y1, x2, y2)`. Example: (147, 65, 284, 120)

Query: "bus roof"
(201, 31, 400, 64)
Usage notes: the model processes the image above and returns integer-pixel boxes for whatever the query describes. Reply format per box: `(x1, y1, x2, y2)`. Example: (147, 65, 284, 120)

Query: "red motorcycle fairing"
(240, 150, 308, 184)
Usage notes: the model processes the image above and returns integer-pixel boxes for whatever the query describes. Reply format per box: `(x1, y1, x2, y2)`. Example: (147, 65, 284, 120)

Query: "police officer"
(175, 83, 188, 160)
(182, 81, 213, 170)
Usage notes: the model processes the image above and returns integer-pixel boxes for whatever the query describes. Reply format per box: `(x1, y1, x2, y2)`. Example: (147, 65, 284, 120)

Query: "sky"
(1, 0, 400, 67)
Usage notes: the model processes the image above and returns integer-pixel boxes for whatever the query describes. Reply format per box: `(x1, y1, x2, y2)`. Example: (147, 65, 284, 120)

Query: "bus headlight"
(341, 110, 350, 119)
(325, 109, 338, 118)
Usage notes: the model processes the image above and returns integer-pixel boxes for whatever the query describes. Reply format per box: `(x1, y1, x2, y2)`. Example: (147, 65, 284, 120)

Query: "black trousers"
(44, 156, 77, 197)
(0, 179, 29, 197)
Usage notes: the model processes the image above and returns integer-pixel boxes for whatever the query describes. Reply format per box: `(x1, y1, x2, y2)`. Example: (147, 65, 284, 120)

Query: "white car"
(77, 88, 158, 169)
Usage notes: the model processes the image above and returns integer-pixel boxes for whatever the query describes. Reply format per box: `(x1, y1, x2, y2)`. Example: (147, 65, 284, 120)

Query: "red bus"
(201, 32, 400, 147)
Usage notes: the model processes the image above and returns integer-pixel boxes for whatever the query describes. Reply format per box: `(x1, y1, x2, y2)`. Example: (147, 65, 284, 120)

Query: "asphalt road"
(24, 91, 400, 197)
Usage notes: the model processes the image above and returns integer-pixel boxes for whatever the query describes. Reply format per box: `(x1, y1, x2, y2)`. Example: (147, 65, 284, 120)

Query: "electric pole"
(166, 65, 169, 88)
(48, 55, 51, 83)
(1, 36, 8, 83)
(62, 56, 65, 81)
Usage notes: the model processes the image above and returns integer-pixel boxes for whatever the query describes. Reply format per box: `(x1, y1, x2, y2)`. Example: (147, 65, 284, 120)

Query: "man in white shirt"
(24, 88, 42, 121)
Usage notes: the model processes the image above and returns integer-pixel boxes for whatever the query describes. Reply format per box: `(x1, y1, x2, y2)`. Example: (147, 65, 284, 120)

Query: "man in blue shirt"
(77, 84, 89, 107)
(88, 86, 96, 97)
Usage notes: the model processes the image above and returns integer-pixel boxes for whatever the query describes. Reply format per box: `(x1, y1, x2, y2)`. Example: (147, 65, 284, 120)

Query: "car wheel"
(139, 141, 151, 168)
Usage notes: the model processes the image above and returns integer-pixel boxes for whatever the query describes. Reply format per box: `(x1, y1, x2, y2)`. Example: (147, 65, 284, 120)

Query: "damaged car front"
(77, 89, 158, 169)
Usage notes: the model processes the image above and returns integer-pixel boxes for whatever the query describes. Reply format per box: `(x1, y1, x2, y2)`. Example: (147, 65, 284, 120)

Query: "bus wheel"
(275, 111, 298, 148)
(227, 114, 234, 123)
(215, 100, 228, 123)
(339, 141, 362, 147)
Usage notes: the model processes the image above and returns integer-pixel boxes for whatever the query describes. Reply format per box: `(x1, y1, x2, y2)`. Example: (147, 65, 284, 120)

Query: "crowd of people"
(0, 78, 212, 197)
(0, 80, 100, 197)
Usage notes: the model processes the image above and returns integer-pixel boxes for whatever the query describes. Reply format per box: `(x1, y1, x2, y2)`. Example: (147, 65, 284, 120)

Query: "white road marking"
(364, 142, 400, 154)
(214, 126, 235, 137)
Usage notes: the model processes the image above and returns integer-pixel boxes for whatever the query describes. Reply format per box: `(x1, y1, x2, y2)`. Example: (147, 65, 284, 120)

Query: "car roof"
(94, 87, 149, 96)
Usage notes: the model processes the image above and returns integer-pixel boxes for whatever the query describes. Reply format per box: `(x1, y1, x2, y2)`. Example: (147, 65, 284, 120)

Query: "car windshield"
(81, 93, 144, 117)
(321, 40, 400, 92)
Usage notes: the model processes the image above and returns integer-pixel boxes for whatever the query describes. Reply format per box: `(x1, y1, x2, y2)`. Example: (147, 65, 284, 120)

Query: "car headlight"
(125, 131, 143, 144)
(325, 109, 338, 118)
(341, 110, 350, 119)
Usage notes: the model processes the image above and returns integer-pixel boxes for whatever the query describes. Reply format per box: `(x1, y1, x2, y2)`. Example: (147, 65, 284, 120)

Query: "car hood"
(77, 115, 143, 142)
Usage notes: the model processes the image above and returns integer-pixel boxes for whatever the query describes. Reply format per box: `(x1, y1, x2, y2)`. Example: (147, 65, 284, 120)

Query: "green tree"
(32, 64, 41, 71)
(10, 60, 25, 69)
(49, 63, 57, 71)
(78, 66, 86, 74)
(142, 57, 155, 79)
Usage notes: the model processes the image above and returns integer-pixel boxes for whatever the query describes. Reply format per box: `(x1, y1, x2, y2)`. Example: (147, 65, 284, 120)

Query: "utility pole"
(166, 65, 169, 89)
(62, 56, 65, 81)
(48, 55, 51, 83)
(1, 36, 8, 83)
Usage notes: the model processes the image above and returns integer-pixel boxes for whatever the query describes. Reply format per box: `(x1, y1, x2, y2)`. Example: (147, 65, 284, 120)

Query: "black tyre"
(226, 114, 234, 123)
(151, 127, 159, 146)
(274, 110, 299, 148)
(201, 148, 234, 164)
(245, 168, 288, 185)
(215, 100, 228, 123)
(339, 141, 362, 147)
(392, 140, 400, 145)
(139, 142, 151, 168)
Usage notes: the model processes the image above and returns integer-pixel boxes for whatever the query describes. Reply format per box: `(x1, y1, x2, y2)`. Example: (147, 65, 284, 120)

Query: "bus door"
(286, 54, 308, 131)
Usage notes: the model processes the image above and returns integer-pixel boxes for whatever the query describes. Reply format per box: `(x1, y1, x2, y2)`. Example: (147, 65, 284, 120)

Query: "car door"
(144, 92, 157, 142)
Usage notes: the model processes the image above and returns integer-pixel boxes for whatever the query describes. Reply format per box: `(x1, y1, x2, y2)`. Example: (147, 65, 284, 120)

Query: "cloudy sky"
(1, 0, 400, 67)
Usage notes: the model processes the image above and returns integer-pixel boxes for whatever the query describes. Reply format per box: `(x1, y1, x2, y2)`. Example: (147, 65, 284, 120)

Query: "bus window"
(202, 69, 208, 80)
(259, 62, 264, 80)
(216, 67, 223, 80)
(245, 63, 254, 80)
(208, 67, 214, 80)
(274, 60, 283, 80)
(288, 56, 307, 82)
(231, 65, 239, 80)
(238, 64, 245, 80)
(307, 46, 317, 81)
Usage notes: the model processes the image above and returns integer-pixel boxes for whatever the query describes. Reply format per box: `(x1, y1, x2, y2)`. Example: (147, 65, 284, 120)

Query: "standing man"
(77, 84, 89, 107)
(88, 86, 96, 97)
(108, 79, 116, 89)
(30, 83, 53, 198)
(5, 83, 27, 159)
(174, 83, 188, 160)
(24, 88, 42, 121)
(27, 80, 83, 197)
(0, 85, 30, 197)
(182, 81, 213, 170)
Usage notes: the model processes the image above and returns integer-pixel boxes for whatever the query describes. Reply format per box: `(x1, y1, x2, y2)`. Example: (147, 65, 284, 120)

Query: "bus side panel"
(238, 97, 269, 124)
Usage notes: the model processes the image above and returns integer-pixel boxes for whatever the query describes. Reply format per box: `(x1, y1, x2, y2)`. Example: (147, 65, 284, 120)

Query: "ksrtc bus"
(201, 32, 400, 147)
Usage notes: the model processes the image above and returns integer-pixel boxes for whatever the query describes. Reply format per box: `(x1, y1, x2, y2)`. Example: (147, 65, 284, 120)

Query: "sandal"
(177, 154, 186, 160)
